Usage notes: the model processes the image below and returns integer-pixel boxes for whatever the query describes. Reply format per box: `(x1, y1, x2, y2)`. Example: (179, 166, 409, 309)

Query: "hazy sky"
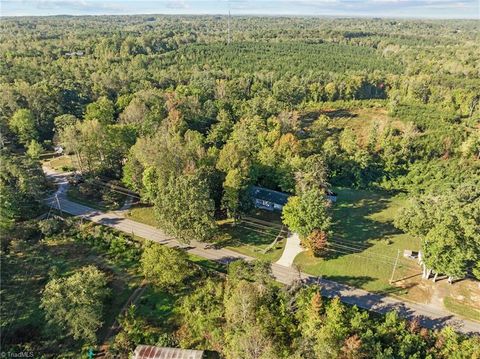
(2, 0, 479, 19)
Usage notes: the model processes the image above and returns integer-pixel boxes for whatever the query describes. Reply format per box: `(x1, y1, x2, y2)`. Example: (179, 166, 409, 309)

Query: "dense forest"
(1, 15, 479, 357)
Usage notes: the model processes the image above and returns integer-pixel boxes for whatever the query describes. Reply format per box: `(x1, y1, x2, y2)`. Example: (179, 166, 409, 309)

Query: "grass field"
(295, 188, 420, 293)
(219, 219, 286, 262)
(444, 297, 480, 322)
(126, 204, 157, 227)
(327, 107, 406, 146)
(67, 185, 126, 212)
(46, 155, 75, 171)
(67, 187, 110, 211)
(301, 104, 406, 149)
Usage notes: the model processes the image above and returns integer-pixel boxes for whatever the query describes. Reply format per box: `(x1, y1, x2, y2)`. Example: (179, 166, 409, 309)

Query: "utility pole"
(389, 249, 400, 284)
(55, 193, 63, 216)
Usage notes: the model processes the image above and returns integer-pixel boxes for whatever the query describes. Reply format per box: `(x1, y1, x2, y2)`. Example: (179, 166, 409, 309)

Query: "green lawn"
(218, 213, 287, 262)
(46, 155, 75, 171)
(126, 204, 157, 227)
(295, 188, 420, 293)
(67, 187, 109, 211)
(444, 297, 480, 322)
(67, 186, 126, 211)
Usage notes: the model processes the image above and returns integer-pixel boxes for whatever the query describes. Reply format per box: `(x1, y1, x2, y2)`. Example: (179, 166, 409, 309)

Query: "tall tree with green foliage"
(395, 183, 480, 281)
(282, 189, 332, 246)
(295, 154, 329, 194)
(141, 243, 192, 289)
(8, 109, 38, 145)
(59, 119, 135, 176)
(84, 97, 115, 124)
(177, 278, 225, 351)
(40, 266, 110, 344)
(154, 172, 217, 242)
(0, 154, 47, 232)
(26, 139, 43, 159)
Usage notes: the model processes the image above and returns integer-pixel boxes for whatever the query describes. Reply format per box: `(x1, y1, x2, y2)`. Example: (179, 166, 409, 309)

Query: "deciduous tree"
(84, 96, 115, 124)
(40, 266, 110, 343)
(154, 172, 217, 242)
(282, 189, 331, 239)
(9, 109, 38, 145)
(141, 243, 191, 289)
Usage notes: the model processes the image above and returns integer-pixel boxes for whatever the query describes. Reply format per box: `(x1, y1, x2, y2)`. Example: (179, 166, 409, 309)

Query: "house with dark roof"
(250, 186, 290, 212)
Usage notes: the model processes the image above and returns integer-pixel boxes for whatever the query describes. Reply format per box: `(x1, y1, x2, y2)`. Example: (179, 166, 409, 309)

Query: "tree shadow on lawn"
(214, 222, 275, 249)
(327, 188, 402, 260)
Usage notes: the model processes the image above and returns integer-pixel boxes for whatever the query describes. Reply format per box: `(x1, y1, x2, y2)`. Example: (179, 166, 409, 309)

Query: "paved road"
(43, 167, 480, 334)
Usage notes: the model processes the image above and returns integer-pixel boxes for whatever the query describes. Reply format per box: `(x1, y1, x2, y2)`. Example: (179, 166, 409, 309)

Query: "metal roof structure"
(133, 345, 205, 359)
(250, 186, 290, 206)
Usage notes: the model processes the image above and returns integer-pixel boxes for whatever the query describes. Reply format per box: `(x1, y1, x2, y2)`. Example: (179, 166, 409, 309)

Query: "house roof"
(250, 186, 290, 206)
(133, 345, 204, 359)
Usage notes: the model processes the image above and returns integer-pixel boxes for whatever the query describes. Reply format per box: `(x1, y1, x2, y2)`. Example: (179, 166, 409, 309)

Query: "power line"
(326, 242, 419, 270)
(92, 181, 141, 200)
(327, 241, 413, 264)
(322, 245, 414, 269)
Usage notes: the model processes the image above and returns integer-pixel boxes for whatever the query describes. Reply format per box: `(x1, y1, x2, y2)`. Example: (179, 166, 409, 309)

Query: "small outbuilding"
(403, 250, 419, 260)
(133, 345, 205, 359)
(250, 186, 290, 212)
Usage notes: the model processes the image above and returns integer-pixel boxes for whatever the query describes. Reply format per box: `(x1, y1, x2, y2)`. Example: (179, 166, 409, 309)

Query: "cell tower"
(227, 10, 231, 45)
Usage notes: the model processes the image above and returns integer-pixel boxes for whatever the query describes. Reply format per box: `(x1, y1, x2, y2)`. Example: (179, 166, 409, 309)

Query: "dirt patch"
(449, 280, 480, 310)
(395, 275, 433, 304)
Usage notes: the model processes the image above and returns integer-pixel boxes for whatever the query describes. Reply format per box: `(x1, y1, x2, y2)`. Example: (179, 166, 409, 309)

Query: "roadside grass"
(126, 205, 287, 263)
(126, 204, 157, 227)
(217, 211, 286, 262)
(67, 187, 109, 211)
(46, 155, 75, 171)
(444, 297, 480, 322)
(295, 188, 420, 293)
(67, 186, 125, 212)
(188, 253, 227, 273)
(126, 204, 286, 262)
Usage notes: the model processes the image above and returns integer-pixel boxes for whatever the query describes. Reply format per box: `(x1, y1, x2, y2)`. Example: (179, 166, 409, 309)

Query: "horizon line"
(1, 13, 478, 20)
